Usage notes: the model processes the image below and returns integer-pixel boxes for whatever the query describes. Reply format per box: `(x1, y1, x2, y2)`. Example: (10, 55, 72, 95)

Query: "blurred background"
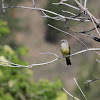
(0, 0, 100, 99)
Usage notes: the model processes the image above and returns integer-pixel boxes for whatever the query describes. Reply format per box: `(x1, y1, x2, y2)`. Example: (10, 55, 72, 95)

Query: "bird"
(60, 39, 71, 65)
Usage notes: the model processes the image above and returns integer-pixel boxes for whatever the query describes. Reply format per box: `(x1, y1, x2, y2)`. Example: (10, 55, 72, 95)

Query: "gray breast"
(61, 42, 69, 49)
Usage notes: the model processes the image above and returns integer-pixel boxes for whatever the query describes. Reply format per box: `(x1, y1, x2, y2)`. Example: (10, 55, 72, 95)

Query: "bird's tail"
(66, 57, 71, 65)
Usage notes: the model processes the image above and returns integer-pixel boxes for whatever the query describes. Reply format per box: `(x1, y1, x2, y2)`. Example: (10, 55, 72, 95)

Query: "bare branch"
(32, 0, 36, 8)
(85, 78, 100, 86)
(80, 0, 82, 5)
(62, 10, 76, 16)
(74, 0, 99, 25)
(93, 36, 100, 42)
(96, 59, 100, 63)
(63, 88, 79, 100)
(48, 24, 88, 49)
(66, 26, 100, 42)
(29, 57, 58, 68)
(74, 78, 87, 100)
(66, 26, 94, 38)
(0, 53, 58, 68)
(90, 16, 100, 36)
(84, 0, 87, 8)
(52, 2, 80, 10)
(1, 0, 5, 18)
(0, 60, 23, 66)
(0, 58, 58, 68)
(69, 48, 100, 58)
(0, 47, 100, 68)
(4, 5, 90, 22)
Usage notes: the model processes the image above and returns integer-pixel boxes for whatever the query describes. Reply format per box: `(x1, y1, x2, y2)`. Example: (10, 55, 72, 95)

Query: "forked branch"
(0, 48, 100, 68)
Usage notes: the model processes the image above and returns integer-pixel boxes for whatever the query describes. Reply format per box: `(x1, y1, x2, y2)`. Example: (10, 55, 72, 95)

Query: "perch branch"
(0, 48, 100, 67)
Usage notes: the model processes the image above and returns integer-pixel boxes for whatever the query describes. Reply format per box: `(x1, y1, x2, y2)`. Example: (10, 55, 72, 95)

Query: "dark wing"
(69, 46, 71, 55)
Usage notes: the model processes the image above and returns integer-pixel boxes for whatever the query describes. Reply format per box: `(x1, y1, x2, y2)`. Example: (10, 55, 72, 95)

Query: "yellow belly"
(61, 48, 69, 55)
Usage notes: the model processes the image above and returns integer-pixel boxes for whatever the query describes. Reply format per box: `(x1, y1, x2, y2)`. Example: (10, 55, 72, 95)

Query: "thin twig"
(74, 78, 87, 100)
(63, 88, 79, 100)
(1, 0, 5, 18)
(52, 2, 80, 10)
(29, 58, 58, 68)
(62, 10, 76, 16)
(4, 6, 90, 22)
(90, 16, 100, 36)
(48, 24, 88, 49)
(66, 26, 94, 38)
(74, 0, 99, 25)
(32, 0, 36, 8)
(96, 59, 100, 63)
(84, 0, 87, 8)
(0, 60, 23, 66)
(85, 78, 100, 86)
(66, 26, 100, 42)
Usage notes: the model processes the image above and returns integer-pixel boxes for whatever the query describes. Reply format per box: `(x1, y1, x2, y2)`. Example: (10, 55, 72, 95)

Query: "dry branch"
(74, 78, 87, 100)
(0, 48, 100, 68)
(63, 88, 79, 100)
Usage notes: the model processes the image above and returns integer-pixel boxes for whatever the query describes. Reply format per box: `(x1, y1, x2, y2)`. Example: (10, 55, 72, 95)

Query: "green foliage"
(0, 20, 10, 36)
(27, 80, 63, 100)
(0, 20, 65, 100)
(17, 46, 28, 56)
(56, 92, 68, 100)
(0, 57, 64, 100)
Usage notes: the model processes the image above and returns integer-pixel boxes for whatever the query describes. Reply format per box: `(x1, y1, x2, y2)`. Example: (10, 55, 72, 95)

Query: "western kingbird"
(60, 39, 71, 65)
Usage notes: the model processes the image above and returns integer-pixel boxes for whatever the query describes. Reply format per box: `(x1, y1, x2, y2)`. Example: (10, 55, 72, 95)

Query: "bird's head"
(59, 39, 68, 43)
